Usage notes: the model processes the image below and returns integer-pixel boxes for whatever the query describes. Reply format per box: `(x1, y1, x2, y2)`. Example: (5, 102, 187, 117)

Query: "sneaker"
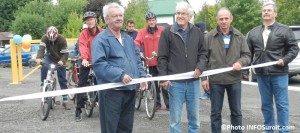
(166, 107, 169, 111)
(200, 92, 209, 100)
(62, 102, 71, 110)
(75, 108, 82, 122)
(155, 106, 161, 112)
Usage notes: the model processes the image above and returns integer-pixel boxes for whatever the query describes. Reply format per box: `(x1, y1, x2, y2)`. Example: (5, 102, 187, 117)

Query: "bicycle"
(135, 52, 157, 120)
(40, 63, 62, 121)
(67, 57, 80, 100)
(74, 65, 98, 117)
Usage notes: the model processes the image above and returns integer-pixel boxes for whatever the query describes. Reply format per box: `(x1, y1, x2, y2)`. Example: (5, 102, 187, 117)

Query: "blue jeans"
(257, 75, 289, 133)
(210, 82, 242, 133)
(169, 80, 200, 133)
(99, 89, 136, 133)
(41, 56, 68, 90)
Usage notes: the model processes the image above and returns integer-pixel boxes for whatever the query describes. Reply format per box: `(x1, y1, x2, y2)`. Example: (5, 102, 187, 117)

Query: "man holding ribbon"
(157, 1, 207, 132)
(247, 2, 299, 133)
(91, 2, 147, 133)
(201, 8, 251, 133)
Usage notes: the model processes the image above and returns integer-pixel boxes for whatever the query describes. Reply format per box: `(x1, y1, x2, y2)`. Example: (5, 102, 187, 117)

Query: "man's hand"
(232, 62, 242, 71)
(58, 60, 64, 66)
(122, 74, 132, 84)
(201, 80, 209, 92)
(139, 82, 148, 91)
(82, 59, 90, 67)
(36, 58, 42, 65)
(193, 68, 201, 78)
(277, 59, 285, 66)
(160, 81, 171, 90)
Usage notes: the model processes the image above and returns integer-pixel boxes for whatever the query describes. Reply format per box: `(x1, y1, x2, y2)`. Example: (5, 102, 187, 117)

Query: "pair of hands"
(160, 68, 202, 89)
(122, 74, 148, 90)
(202, 62, 242, 91)
(35, 58, 64, 65)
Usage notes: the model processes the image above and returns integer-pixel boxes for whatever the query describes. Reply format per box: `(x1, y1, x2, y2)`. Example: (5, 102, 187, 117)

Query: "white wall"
(157, 16, 174, 25)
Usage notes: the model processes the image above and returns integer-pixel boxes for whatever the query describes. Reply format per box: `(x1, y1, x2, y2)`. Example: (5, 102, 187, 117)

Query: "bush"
(11, 13, 46, 39)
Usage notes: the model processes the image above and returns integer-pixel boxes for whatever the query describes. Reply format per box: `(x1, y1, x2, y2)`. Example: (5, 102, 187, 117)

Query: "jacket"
(157, 23, 207, 79)
(204, 26, 251, 84)
(247, 22, 299, 75)
(37, 34, 69, 64)
(134, 26, 165, 66)
(91, 28, 146, 90)
(79, 27, 103, 62)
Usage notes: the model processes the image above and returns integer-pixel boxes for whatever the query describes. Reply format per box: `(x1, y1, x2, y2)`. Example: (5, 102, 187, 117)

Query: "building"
(148, 0, 195, 25)
(0, 32, 13, 47)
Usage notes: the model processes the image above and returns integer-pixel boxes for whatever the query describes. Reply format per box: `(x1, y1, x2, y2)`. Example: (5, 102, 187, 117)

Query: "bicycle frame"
(41, 64, 56, 102)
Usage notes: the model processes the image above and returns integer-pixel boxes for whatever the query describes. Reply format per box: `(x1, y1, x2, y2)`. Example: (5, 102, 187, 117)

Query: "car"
(248, 25, 300, 81)
(0, 44, 40, 67)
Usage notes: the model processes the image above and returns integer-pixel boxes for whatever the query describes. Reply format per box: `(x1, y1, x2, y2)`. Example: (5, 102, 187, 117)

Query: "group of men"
(35, 1, 298, 133)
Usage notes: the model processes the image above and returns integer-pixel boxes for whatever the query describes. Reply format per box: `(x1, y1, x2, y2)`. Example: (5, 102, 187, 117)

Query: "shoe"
(166, 107, 169, 111)
(62, 102, 71, 110)
(155, 106, 161, 112)
(200, 92, 209, 100)
(75, 108, 82, 122)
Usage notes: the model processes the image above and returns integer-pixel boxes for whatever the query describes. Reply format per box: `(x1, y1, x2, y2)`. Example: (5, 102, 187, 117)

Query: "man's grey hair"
(262, 1, 277, 13)
(103, 2, 124, 18)
(176, 1, 194, 17)
(216, 7, 233, 18)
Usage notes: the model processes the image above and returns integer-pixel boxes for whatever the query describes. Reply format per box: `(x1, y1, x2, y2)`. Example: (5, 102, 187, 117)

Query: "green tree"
(0, 0, 35, 32)
(10, 13, 46, 39)
(194, 3, 220, 31)
(222, 0, 261, 34)
(124, 0, 149, 29)
(62, 12, 83, 38)
(11, 0, 87, 38)
(276, 0, 300, 25)
(83, 0, 105, 23)
(51, 0, 88, 31)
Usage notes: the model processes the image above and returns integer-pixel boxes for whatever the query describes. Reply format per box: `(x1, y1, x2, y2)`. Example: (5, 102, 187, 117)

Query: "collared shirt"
(174, 23, 189, 44)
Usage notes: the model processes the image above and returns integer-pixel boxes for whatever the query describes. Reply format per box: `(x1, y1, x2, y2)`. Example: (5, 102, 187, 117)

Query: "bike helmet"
(83, 11, 97, 21)
(145, 12, 156, 20)
(46, 26, 58, 42)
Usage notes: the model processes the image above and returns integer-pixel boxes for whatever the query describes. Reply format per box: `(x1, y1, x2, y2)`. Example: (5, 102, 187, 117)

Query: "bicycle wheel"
(135, 84, 142, 110)
(67, 69, 77, 100)
(84, 91, 94, 117)
(40, 85, 52, 121)
(145, 81, 157, 120)
(50, 78, 57, 109)
(84, 78, 94, 117)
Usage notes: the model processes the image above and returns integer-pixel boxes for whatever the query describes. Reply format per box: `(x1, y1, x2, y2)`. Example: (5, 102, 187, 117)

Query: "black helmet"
(145, 12, 156, 20)
(83, 11, 97, 21)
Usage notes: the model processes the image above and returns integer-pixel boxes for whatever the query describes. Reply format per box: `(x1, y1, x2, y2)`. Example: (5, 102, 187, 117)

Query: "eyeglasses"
(176, 12, 188, 16)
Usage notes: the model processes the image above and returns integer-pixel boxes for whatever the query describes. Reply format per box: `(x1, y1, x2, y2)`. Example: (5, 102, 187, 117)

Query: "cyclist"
(75, 11, 103, 122)
(135, 12, 169, 111)
(36, 26, 70, 110)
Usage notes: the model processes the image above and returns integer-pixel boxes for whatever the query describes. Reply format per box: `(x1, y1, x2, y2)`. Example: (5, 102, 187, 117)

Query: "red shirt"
(79, 27, 103, 61)
(134, 26, 164, 66)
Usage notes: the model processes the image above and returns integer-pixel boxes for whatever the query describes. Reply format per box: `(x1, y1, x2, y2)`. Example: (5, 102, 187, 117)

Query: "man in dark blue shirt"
(126, 20, 138, 40)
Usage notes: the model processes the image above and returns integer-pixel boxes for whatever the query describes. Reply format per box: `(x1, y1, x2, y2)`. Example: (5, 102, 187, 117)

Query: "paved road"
(0, 67, 299, 133)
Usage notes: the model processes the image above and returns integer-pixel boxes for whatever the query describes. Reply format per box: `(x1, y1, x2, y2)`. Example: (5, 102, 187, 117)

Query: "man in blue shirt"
(91, 3, 147, 133)
(126, 19, 138, 40)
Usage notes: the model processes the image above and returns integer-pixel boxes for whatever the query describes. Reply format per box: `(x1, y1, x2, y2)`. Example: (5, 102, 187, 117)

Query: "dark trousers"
(210, 82, 242, 133)
(76, 65, 90, 108)
(41, 56, 67, 90)
(149, 66, 169, 108)
(99, 89, 136, 133)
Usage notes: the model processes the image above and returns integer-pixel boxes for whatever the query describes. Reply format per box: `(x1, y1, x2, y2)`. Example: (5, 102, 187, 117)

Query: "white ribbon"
(0, 61, 278, 102)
